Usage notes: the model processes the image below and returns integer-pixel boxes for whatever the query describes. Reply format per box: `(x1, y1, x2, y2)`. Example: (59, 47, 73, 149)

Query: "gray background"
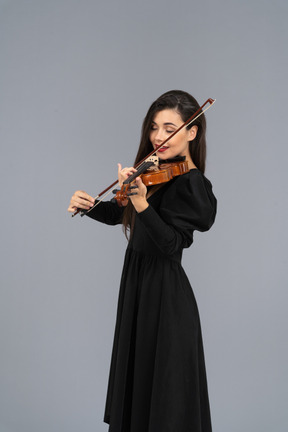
(1, 0, 287, 431)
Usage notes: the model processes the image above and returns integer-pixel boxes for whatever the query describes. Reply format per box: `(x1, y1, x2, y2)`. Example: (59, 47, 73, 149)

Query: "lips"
(155, 145, 168, 153)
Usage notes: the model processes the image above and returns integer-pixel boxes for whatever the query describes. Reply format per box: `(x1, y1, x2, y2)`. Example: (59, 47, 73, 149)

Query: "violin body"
(141, 159, 189, 186)
(114, 159, 189, 207)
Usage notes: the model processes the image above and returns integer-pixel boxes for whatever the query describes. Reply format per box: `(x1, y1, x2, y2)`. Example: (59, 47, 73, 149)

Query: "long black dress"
(87, 169, 217, 432)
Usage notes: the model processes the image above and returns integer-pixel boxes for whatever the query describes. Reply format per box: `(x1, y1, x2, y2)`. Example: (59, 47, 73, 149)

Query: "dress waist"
(126, 245, 183, 264)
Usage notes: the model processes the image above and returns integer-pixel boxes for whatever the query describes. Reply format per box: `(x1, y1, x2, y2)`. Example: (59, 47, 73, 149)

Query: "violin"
(72, 97, 215, 217)
(113, 156, 189, 207)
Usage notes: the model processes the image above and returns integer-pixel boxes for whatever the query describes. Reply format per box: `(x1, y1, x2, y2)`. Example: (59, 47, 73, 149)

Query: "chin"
(158, 152, 175, 160)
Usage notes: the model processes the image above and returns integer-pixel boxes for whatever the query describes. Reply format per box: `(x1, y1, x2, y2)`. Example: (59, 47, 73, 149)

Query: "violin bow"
(72, 97, 216, 217)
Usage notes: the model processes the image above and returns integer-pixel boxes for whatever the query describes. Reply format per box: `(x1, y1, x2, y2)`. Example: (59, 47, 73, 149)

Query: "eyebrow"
(152, 121, 178, 127)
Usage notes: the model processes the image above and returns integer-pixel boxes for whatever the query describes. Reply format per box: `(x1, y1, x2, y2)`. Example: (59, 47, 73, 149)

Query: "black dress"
(87, 169, 217, 432)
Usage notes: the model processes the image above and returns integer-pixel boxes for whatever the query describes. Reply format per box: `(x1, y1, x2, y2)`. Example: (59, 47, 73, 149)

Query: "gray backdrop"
(1, 0, 287, 431)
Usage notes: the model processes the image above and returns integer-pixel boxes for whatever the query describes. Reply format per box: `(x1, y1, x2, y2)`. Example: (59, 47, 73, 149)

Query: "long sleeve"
(85, 199, 124, 226)
(136, 170, 217, 256)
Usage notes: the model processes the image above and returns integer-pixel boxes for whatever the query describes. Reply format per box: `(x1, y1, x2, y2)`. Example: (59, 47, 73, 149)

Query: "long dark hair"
(122, 90, 207, 238)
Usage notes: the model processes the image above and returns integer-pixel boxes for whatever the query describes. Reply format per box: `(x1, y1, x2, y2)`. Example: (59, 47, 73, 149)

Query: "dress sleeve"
(85, 199, 124, 225)
(136, 170, 217, 255)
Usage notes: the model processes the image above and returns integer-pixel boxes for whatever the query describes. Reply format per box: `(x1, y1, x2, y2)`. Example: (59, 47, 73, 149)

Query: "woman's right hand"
(67, 190, 95, 213)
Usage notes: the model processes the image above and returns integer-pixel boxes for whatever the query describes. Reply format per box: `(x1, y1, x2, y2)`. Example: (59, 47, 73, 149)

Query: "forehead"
(152, 109, 182, 124)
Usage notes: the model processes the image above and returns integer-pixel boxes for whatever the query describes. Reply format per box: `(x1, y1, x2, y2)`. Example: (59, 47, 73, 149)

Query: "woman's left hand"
(118, 164, 149, 213)
(128, 176, 149, 213)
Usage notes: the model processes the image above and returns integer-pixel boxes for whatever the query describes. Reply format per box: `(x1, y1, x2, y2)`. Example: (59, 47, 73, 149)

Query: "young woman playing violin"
(68, 90, 217, 432)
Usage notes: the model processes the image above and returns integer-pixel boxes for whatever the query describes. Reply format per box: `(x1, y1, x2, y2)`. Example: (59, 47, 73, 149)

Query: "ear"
(188, 125, 198, 141)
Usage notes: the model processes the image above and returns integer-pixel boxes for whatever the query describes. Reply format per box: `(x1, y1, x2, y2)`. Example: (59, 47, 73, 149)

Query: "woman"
(68, 90, 217, 432)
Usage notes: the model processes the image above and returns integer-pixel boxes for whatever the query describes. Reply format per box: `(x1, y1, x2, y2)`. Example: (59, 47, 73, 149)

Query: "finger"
(125, 170, 136, 177)
(129, 185, 138, 190)
(135, 177, 147, 196)
(75, 191, 95, 204)
(135, 177, 144, 185)
(72, 197, 94, 209)
(70, 204, 92, 211)
(67, 205, 76, 212)
(67, 205, 81, 213)
(73, 195, 94, 206)
(127, 192, 138, 197)
(122, 166, 137, 172)
(121, 167, 137, 174)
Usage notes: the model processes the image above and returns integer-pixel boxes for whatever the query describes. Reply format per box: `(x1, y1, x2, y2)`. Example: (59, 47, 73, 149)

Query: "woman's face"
(149, 109, 197, 161)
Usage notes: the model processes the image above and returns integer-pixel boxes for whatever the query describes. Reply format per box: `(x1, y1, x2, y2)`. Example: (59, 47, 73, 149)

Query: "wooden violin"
(72, 97, 215, 217)
(113, 156, 189, 207)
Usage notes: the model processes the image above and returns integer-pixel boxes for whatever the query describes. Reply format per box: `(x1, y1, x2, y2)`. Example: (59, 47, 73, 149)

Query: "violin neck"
(123, 161, 155, 185)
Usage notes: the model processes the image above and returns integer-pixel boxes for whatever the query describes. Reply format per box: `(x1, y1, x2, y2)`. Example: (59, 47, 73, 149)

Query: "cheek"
(171, 137, 185, 148)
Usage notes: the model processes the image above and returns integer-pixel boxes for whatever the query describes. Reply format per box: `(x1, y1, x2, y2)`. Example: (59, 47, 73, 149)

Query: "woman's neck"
(187, 157, 197, 170)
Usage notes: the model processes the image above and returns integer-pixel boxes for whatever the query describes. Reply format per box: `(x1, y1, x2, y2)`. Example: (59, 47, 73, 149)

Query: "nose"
(154, 128, 165, 143)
